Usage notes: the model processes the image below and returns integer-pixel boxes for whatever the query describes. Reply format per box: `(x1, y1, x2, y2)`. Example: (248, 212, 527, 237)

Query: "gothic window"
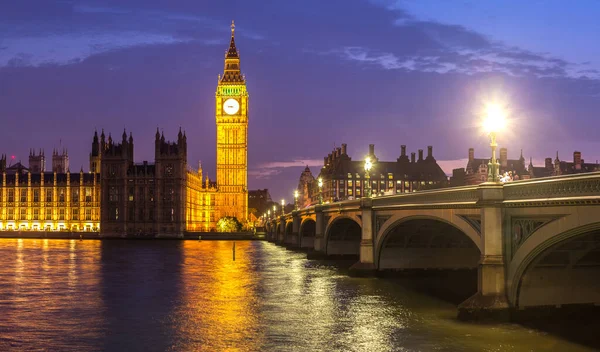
(72, 208, 79, 221)
(165, 164, 174, 177)
(8, 209, 14, 220)
(20, 189, 27, 203)
(33, 189, 40, 203)
(46, 189, 52, 203)
(72, 189, 79, 203)
(85, 188, 92, 202)
(59, 189, 65, 202)
(128, 207, 135, 221)
(19, 208, 26, 220)
(85, 209, 92, 221)
(33, 209, 39, 220)
(59, 208, 65, 220)
(8, 189, 14, 203)
(45, 209, 52, 220)
(109, 187, 118, 202)
(128, 187, 134, 202)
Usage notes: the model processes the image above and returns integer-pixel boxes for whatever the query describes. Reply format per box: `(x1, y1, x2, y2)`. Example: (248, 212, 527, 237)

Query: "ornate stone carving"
(510, 217, 560, 255)
(457, 215, 481, 236)
(375, 215, 391, 233)
(505, 175, 600, 201)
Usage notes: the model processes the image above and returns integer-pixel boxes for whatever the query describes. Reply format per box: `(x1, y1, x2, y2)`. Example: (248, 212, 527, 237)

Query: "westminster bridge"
(265, 172, 600, 319)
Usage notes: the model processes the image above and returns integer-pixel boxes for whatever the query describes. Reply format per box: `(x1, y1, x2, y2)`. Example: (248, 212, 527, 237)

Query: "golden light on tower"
(294, 190, 299, 210)
(317, 177, 323, 204)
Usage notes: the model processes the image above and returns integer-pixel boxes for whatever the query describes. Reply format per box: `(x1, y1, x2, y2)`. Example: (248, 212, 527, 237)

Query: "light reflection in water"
(0, 239, 596, 352)
(175, 241, 262, 351)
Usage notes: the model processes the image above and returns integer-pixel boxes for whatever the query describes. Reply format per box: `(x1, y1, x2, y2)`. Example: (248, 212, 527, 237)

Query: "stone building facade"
(313, 143, 448, 203)
(0, 161, 101, 232)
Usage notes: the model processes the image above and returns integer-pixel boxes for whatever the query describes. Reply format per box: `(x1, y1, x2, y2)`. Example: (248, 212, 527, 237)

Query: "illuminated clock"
(223, 98, 240, 115)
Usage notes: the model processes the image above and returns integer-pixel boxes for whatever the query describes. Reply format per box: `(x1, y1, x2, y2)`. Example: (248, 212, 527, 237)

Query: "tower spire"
(220, 20, 244, 83)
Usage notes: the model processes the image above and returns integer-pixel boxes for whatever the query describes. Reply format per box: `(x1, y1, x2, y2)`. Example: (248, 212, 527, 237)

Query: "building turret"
(29, 148, 46, 173)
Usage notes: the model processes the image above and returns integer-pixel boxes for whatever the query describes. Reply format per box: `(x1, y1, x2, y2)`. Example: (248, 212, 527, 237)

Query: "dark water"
(0, 239, 596, 352)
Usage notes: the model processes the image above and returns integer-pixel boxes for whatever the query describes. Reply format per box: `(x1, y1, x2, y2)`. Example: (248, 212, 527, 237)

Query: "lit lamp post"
(273, 205, 277, 218)
(281, 199, 285, 216)
(294, 190, 299, 210)
(318, 177, 323, 204)
(267, 210, 271, 222)
(483, 104, 506, 183)
(364, 156, 373, 198)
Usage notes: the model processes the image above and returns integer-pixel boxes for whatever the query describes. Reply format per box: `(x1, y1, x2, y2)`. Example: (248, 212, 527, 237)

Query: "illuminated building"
(314, 143, 447, 203)
(0, 159, 101, 232)
(214, 20, 249, 223)
(0, 21, 250, 235)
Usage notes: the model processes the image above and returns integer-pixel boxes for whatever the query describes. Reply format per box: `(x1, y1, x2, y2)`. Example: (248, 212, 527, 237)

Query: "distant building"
(248, 189, 272, 216)
(529, 151, 600, 178)
(314, 143, 447, 203)
(297, 166, 315, 208)
(464, 147, 528, 185)
(457, 148, 600, 186)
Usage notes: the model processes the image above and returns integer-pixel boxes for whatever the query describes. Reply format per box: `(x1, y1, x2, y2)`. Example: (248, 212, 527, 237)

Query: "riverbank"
(0, 231, 265, 241)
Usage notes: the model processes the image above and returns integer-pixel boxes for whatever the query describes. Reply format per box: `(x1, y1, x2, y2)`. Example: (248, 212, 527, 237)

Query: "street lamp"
(364, 156, 373, 198)
(267, 209, 271, 220)
(318, 177, 323, 204)
(273, 205, 277, 218)
(483, 104, 506, 182)
(281, 199, 285, 216)
(294, 190, 299, 210)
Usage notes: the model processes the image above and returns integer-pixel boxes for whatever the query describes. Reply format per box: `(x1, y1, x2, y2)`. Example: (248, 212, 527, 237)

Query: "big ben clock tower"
(215, 21, 248, 222)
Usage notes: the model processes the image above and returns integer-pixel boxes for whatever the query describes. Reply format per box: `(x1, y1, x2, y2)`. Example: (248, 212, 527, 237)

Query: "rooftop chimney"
(574, 151, 582, 170)
(341, 143, 347, 155)
(411, 152, 416, 163)
(500, 148, 508, 167)
(468, 148, 474, 161)
(369, 144, 375, 156)
(401, 145, 406, 156)
(418, 149, 423, 161)
(427, 145, 433, 160)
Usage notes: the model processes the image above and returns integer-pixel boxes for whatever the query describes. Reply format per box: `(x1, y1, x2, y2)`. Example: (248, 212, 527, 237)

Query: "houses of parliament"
(0, 22, 248, 236)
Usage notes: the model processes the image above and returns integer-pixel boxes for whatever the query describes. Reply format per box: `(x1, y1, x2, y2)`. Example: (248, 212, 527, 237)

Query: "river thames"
(0, 239, 597, 351)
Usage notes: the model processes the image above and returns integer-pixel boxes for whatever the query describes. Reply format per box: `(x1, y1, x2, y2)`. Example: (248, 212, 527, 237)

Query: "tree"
(216, 216, 242, 232)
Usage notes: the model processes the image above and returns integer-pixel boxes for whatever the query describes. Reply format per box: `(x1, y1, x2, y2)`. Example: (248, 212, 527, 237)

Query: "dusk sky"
(1, 0, 599, 201)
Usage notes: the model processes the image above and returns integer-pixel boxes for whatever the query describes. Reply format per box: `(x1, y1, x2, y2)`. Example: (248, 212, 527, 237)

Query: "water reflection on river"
(0, 239, 595, 351)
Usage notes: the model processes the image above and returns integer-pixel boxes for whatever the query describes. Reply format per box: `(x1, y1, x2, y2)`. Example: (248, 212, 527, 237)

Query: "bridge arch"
(375, 214, 481, 270)
(508, 211, 600, 307)
(324, 215, 362, 256)
(285, 221, 293, 236)
(299, 218, 316, 248)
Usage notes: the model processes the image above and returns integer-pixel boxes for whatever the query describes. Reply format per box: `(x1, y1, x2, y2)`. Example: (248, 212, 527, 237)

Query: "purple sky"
(1, 0, 599, 201)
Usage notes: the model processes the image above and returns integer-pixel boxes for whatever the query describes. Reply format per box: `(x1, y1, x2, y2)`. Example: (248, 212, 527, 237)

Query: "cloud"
(0, 32, 191, 68)
(319, 1, 599, 82)
(249, 159, 323, 179)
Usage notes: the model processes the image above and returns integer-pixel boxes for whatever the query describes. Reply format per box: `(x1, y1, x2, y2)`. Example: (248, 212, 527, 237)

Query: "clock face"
(223, 98, 240, 115)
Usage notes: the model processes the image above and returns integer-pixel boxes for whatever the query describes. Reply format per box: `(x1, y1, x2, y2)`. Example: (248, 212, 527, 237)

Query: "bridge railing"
(371, 185, 480, 209)
(278, 172, 600, 220)
(503, 171, 600, 201)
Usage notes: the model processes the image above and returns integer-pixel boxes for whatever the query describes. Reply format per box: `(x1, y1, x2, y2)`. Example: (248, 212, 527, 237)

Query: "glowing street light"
(273, 205, 277, 218)
(267, 209, 271, 220)
(317, 177, 323, 205)
(364, 156, 373, 198)
(294, 190, 299, 210)
(483, 103, 506, 182)
(281, 199, 285, 216)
